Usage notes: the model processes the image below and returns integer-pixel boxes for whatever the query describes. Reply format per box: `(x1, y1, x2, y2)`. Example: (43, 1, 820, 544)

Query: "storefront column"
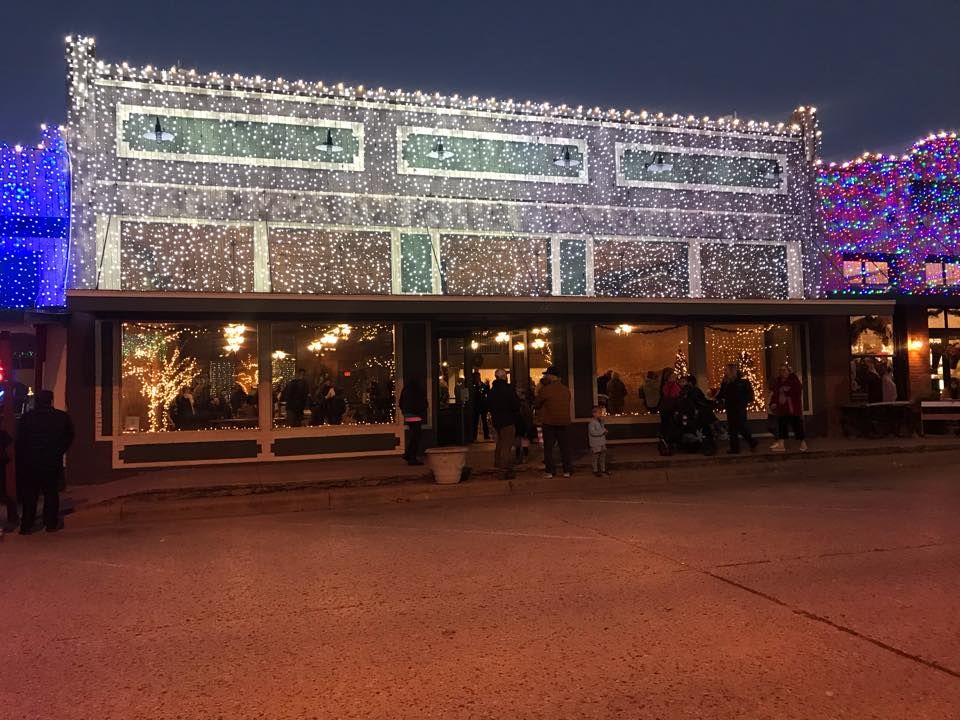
(44, 324, 68, 408)
(898, 305, 932, 400)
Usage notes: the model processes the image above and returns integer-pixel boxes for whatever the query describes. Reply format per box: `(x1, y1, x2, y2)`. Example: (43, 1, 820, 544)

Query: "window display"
(271, 322, 395, 427)
(705, 324, 800, 412)
(849, 315, 895, 402)
(121, 322, 259, 433)
(594, 324, 690, 415)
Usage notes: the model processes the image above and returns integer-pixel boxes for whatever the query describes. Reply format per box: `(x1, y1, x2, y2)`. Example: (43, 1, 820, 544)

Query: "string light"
(64, 35, 815, 303)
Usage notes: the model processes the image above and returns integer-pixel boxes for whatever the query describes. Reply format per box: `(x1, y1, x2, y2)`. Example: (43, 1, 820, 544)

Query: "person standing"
(588, 405, 610, 476)
(769, 364, 806, 452)
(283, 368, 309, 426)
(16, 390, 74, 534)
(485, 369, 519, 479)
(1, 421, 17, 530)
(170, 386, 196, 430)
(534, 366, 573, 478)
(880, 365, 898, 403)
(714, 363, 757, 454)
(596, 369, 612, 408)
(606, 372, 627, 414)
(399, 377, 427, 466)
(658, 369, 683, 452)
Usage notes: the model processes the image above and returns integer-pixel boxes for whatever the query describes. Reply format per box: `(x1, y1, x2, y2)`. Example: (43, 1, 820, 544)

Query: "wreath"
(850, 315, 892, 348)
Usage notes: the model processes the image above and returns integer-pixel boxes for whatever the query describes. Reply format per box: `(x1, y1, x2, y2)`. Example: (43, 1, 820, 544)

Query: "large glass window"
(704, 324, 801, 413)
(120, 322, 259, 433)
(927, 309, 960, 398)
(270, 322, 395, 428)
(925, 258, 960, 288)
(849, 315, 894, 402)
(842, 257, 891, 287)
(594, 324, 690, 415)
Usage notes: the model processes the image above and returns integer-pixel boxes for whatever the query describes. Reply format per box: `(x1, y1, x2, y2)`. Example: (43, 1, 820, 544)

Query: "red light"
(343, 371, 351, 377)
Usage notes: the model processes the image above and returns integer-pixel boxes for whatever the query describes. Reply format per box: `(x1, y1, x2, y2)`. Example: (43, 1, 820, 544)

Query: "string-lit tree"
(737, 350, 764, 412)
(673, 344, 688, 379)
(123, 327, 199, 431)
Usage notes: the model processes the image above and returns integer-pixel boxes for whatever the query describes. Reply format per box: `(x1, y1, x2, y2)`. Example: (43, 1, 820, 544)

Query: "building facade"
(63, 36, 889, 482)
(818, 132, 960, 405)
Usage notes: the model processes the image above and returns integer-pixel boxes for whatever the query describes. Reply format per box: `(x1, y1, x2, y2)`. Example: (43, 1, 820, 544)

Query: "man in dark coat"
(485, 368, 520, 478)
(16, 390, 74, 534)
(398, 377, 428, 465)
(714, 363, 757, 454)
(283, 369, 309, 426)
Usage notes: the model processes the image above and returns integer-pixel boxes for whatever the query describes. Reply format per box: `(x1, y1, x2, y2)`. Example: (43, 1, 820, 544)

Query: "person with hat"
(533, 366, 573, 478)
(16, 390, 74, 534)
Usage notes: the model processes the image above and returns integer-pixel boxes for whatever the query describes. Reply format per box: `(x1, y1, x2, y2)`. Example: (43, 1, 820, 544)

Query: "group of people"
(278, 370, 393, 427)
(170, 381, 257, 430)
(851, 357, 898, 403)
(0, 390, 74, 535)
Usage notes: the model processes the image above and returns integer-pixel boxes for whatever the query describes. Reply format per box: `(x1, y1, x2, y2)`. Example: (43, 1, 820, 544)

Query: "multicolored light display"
(818, 132, 960, 296)
(0, 126, 70, 310)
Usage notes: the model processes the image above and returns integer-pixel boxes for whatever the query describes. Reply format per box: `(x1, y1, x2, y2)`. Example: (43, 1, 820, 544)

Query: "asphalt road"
(3, 452, 960, 719)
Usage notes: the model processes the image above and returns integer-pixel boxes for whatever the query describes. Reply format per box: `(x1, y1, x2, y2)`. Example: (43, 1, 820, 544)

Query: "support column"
(1, 331, 15, 502)
(898, 305, 932, 401)
(786, 242, 804, 299)
(257, 320, 273, 456)
(45, 324, 69, 409)
(688, 241, 703, 298)
(253, 222, 271, 293)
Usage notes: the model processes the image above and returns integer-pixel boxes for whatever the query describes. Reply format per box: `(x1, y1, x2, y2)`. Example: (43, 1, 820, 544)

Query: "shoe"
(800, 441, 808, 452)
(749, 440, 758, 452)
(18, 527, 33, 536)
(593, 471, 602, 477)
(543, 473, 554, 479)
(46, 523, 63, 533)
(562, 472, 572, 478)
(603, 471, 613, 476)
(770, 441, 785, 452)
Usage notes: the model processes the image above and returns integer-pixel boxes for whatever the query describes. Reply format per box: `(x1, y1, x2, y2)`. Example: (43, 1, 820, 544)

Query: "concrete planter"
(425, 446, 468, 485)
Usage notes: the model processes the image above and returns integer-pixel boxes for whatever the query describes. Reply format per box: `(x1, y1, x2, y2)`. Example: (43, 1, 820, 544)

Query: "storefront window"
(925, 258, 960, 288)
(271, 322, 395, 427)
(120, 322, 259, 433)
(849, 315, 894, 402)
(704, 324, 800, 413)
(842, 257, 891, 287)
(594, 324, 689, 415)
(927, 309, 960, 398)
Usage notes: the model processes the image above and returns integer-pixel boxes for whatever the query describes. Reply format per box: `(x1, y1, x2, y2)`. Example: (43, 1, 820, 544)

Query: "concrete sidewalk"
(58, 434, 960, 527)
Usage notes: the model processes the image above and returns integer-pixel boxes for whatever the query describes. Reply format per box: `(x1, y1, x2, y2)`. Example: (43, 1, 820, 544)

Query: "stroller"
(658, 392, 717, 456)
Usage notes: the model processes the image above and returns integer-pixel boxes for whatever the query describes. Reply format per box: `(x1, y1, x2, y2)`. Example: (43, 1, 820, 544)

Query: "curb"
(61, 442, 960, 528)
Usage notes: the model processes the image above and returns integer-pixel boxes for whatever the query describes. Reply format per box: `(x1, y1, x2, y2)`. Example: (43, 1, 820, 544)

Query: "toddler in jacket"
(588, 406, 611, 476)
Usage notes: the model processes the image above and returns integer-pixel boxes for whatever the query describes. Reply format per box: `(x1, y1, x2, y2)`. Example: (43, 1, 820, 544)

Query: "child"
(588, 405, 611, 477)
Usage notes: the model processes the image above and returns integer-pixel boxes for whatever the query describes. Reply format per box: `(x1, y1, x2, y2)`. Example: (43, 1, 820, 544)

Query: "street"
(3, 451, 960, 719)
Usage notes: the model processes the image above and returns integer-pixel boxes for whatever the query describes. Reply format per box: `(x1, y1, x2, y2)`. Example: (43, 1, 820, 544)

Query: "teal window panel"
(119, 106, 362, 169)
(618, 144, 785, 193)
(400, 233, 434, 294)
(559, 238, 587, 296)
(400, 127, 586, 183)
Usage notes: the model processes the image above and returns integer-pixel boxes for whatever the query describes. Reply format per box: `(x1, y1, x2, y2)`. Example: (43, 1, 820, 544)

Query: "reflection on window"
(594, 324, 689, 415)
(925, 258, 960, 287)
(704, 324, 799, 413)
(843, 257, 890, 286)
(121, 322, 259, 433)
(271, 322, 395, 428)
(849, 315, 895, 402)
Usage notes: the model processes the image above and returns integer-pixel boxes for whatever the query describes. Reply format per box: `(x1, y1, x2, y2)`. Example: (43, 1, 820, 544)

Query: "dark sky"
(2, 0, 958, 160)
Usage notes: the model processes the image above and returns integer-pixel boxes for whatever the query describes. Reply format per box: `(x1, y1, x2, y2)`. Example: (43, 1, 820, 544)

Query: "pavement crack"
(545, 509, 960, 682)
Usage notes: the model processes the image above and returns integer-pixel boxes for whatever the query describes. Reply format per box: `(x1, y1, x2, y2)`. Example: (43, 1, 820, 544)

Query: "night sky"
(1, 0, 958, 160)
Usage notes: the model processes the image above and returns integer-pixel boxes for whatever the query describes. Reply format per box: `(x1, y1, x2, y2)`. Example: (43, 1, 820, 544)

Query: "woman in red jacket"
(769, 364, 806, 452)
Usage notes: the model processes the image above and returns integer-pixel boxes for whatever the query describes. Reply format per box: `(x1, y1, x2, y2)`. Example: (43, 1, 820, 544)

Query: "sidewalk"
(57, 435, 960, 527)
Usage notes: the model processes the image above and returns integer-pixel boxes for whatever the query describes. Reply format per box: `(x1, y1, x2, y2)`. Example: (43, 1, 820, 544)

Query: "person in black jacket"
(283, 369, 309, 426)
(1, 421, 18, 529)
(399, 377, 428, 465)
(713, 363, 757, 454)
(485, 369, 520, 478)
(16, 390, 74, 534)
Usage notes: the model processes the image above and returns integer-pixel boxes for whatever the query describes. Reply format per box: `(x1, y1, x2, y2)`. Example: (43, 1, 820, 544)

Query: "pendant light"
(645, 152, 673, 175)
(763, 162, 782, 184)
(317, 129, 343, 153)
(143, 116, 175, 142)
(427, 138, 454, 160)
(553, 146, 581, 168)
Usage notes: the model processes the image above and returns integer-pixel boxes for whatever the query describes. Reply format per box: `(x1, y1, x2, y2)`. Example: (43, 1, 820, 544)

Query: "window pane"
(440, 235, 550, 296)
(926, 262, 945, 286)
(400, 233, 434, 294)
(594, 324, 689, 416)
(850, 356, 894, 403)
(592, 240, 689, 298)
(270, 322, 395, 428)
(269, 228, 392, 295)
(863, 260, 890, 285)
(559, 238, 587, 296)
(121, 221, 255, 293)
(705, 324, 799, 413)
(945, 262, 960, 286)
(948, 310, 960, 329)
(928, 309, 947, 329)
(850, 315, 894, 356)
(843, 260, 864, 284)
(121, 322, 259, 433)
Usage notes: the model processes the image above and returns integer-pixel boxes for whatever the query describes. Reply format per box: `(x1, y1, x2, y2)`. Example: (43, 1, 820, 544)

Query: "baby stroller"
(658, 393, 717, 456)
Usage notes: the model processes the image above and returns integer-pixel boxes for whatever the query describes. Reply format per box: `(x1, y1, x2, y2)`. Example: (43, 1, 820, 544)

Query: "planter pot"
(425, 446, 468, 485)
